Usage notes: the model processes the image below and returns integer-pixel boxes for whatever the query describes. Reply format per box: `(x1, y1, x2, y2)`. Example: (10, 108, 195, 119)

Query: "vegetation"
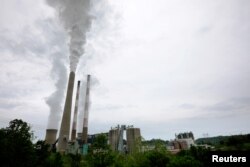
(0, 119, 64, 167)
(86, 134, 115, 167)
(0, 119, 249, 167)
(0, 119, 36, 167)
(195, 134, 250, 151)
(142, 138, 169, 146)
(195, 135, 230, 145)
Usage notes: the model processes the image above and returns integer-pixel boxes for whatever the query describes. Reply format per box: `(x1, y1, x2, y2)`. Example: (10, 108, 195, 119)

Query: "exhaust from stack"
(57, 71, 75, 152)
(46, 0, 93, 72)
(45, 0, 94, 152)
(71, 81, 81, 141)
(82, 75, 91, 144)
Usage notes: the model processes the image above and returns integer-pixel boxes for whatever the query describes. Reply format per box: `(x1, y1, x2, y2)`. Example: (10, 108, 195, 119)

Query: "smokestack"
(71, 81, 81, 141)
(57, 71, 75, 152)
(45, 129, 58, 145)
(82, 75, 91, 144)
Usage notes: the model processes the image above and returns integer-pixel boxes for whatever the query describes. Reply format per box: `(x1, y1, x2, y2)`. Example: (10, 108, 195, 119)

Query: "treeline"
(142, 138, 169, 145)
(196, 136, 229, 145)
(196, 134, 250, 151)
(1, 119, 246, 167)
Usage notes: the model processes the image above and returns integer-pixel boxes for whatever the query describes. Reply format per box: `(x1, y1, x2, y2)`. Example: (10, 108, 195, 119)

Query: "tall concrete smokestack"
(71, 81, 81, 141)
(57, 71, 75, 152)
(82, 75, 90, 144)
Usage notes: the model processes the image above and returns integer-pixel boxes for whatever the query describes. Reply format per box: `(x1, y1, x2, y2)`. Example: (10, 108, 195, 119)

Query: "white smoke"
(45, 0, 121, 131)
(47, 0, 93, 72)
(46, 50, 67, 129)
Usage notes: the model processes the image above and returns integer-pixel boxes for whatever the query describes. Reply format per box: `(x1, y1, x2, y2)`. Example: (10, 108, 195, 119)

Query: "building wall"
(176, 132, 194, 140)
(109, 129, 119, 151)
(169, 138, 195, 150)
(45, 129, 57, 145)
(126, 128, 141, 153)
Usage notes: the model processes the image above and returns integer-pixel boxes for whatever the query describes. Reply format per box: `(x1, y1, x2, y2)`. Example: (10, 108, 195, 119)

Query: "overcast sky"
(0, 0, 250, 140)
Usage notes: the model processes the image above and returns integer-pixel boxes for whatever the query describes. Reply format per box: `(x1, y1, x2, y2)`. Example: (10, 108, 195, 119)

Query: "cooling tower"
(71, 81, 81, 141)
(57, 71, 75, 152)
(45, 129, 57, 145)
(82, 75, 90, 144)
(126, 128, 141, 153)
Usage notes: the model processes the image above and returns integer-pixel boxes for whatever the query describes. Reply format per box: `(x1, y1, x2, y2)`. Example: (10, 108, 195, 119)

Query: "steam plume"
(46, 51, 67, 129)
(47, 0, 93, 72)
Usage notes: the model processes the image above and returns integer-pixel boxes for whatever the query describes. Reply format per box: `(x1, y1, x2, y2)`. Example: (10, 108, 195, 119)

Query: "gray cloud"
(204, 97, 250, 115)
(93, 104, 136, 111)
(179, 103, 196, 110)
(0, 98, 23, 110)
(1, 0, 250, 141)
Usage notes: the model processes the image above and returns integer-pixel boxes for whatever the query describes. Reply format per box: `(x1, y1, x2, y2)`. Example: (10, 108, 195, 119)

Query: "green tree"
(145, 150, 170, 167)
(86, 134, 115, 167)
(0, 119, 36, 167)
(168, 155, 202, 167)
(46, 152, 63, 167)
(67, 153, 82, 167)
(34, 140, 50, 167)
(177, 146, 211, 167)
(143, 141, 170, 167)
(126, 141, 171, 167)
(111, 153, 126, 167)
(189, 146, 210, 163)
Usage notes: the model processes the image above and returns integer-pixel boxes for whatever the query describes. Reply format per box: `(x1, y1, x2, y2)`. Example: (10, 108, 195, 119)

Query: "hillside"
(196, 134, 250, 151)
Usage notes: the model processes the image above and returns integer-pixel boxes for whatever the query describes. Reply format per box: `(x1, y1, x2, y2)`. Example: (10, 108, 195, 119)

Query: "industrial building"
(109, 125, 141, 154)
(44, 72, 142, 155)
(45, 74, 91, 154)
(126, 127, 141, 153)
(168, 132, 195, 151)
(109, 127, 120, 151)
(176, 131, 194, 140)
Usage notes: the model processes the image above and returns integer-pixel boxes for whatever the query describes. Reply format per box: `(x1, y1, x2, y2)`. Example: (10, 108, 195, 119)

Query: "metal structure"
(51, 138, 59, 152)
(117, 125, 126, 153)
(71, 81, 81, 141)
(82, 75, 91, 144)
(57, 71, 75, 152)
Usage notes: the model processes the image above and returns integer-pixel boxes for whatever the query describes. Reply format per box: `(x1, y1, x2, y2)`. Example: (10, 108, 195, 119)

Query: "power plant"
(109, 125, 141, 154)
(44, 0, 143, 155)
(45, 73, 142, 154)
(45, 72, 91, 153)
